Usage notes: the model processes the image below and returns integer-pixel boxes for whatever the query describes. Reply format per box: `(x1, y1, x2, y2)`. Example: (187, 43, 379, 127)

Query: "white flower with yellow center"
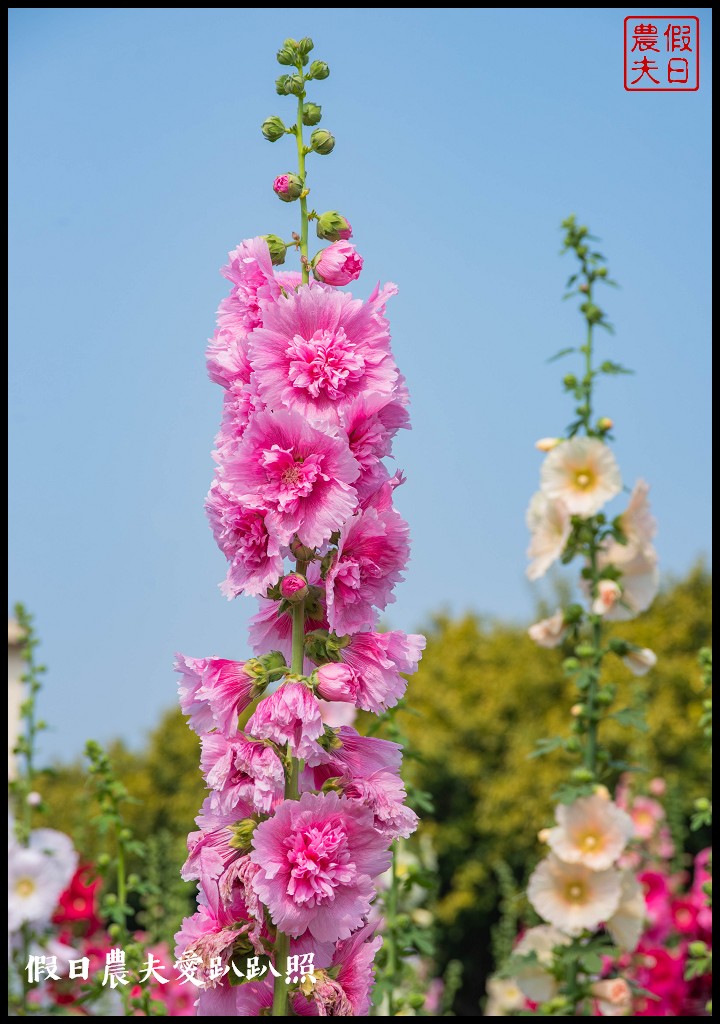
(540, 437, 622, 517)
(546, 794, 634, 871)
(513, 925, 572, 1003)
(525, 492, 572, 581)
(484, 975, 526, 1016)
(606, 870, 646, 952)
(527, 854, 622, 935)
(8, 846, 66, 932)
(597, 544, 659, 621)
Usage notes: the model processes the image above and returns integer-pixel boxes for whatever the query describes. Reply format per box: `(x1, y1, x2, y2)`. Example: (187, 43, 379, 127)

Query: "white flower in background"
(622, 647, 657, 676)
(8, 846, 65, 932)
(618, 479, 656, 551)
(535, 437, 562, 452)
(606, 871, 646, 952)
(597, 544, 659, 621)
(525, 492, 571, 580)
(484, 975, 526, 1016)
(546, 795, 634, 871)
(513, 925, 572, 1003)
(528, 610, 567, 649)
(592, 579, 622, 616)
(29, 828, 78, 891)
(540, 437, 622, 517)
(528, 854, 622, 935)
(591, 977, 633, 1016)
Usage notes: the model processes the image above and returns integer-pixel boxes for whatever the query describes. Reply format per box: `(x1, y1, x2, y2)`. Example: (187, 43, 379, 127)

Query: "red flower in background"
(53, 865, 102, 936)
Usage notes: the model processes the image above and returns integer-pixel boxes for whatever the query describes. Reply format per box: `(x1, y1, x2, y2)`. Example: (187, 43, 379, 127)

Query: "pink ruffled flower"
(206, 326, 252, 389)
(248, 284, 398, 425)
(308, 921, 383, 1015)
(250, 791, 392, 943)
(174, 887, 257, 989)
(249, 566, 328, 674)
(246, 683, 328, 765)
(205, 485, 284, 599)
(174, 654, 260, 738)
(638, 869, 673, 941)
(630, 795, 665, 840)
(341, 388, 410, 490)
(336, 630, 426, 712)
(216, 236, 278, 337)
(316, 662, 359, 703)
(342, 770, 418, 841)
(220, 408, 360, 548)
(314, 725, 403, 779)
(325, 505, 410, 635)
(314, 241, 364, 286)
(200, 733, 285, 815)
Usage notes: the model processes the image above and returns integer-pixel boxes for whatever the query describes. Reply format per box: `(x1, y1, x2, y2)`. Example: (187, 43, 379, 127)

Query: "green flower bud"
(596, 266, 608, 277)
(310, 128, 335, 155)
(575, 644, 597, 658)
(689, 940, 708, 957)
(562, 657, 580, 673)
(276, 40, 298, 66)
(316, 210, 352, 242)
(297, 37, 314, 61)
(263, 234, 287, 266)
(563, 603, 584, 625)
(609, 637, 631, 656)
(275, 74, 291, 96)
(563, 374, 578, 389)
(565, 737, 581, 753)
(261, 115, 286, 142)
(571, 767, 595, 783)
(273, 173, 303, 202)
(260, 650, 288, 673)
(695, 797, 711, 811)
(308, 60, 330, 80)
(596, 688, 615, 706)
(302, 102, 322, 126)
(290, 538, 316, 561)
(229, 818, 258, 852)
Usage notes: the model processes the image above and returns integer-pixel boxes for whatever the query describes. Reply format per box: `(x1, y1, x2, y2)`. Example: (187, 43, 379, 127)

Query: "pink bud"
(597, 417, 614, 432)
(534, 437, 561, 452)
(280, 573, 309, 602)
(648, 777, 666, 796)
(316, 663, 359, 703)
(592, 579, 621, 616)
(313, 241, 363, 286)
(591, 978, 632, 1014)
(273, 174, 290, 194)
(26, 791, 42, 807)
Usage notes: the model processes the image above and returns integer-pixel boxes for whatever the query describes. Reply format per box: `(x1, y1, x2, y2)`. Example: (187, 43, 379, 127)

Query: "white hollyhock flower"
(528, 854, 622, 935)
(546, 795, 634, 871)
(540, 438, 622, 517)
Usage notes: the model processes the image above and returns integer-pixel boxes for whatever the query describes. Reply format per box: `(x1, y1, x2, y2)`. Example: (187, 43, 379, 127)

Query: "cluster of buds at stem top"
(273, 173, 303, 202)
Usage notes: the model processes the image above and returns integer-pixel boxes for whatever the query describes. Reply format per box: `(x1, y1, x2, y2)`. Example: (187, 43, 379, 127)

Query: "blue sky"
(8, 8, 712, 761)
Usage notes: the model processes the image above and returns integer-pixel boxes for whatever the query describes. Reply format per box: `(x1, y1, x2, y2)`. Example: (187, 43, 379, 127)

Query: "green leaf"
(547, 347, 576, 363)
(611, 707, 649, 733)
(553, 782, 595, 804)
(598, 360, 633, 375)
(579, 951, 603, 974)
(529, 737, 566, 760)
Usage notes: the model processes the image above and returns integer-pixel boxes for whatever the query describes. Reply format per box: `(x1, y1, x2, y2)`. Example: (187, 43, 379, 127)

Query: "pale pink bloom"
(275, 269, 303, 294)
(182, 801, 250, 901)
(220, 408, 360, 548)
(619, 479, 657, 551)
(622, 647, 657, 676)
(535, 437, 561, 452)
(648, 777, 666, 796)
(174, 902, 250, 989)
(629, 796, 664, 840)
(174, 654, 258, 738)
(8, 845, 68, 932)
(216, 236, 277, 336)
(342, 770, 418, 841)
(308, 920, 383, 1016)
(314, 240, 364, 285)
(513, 925, 571, 1003)
(336, 630, 426, 712)
(250, 791, 392, 943)
(205, 484, 284, 599)
(527, 854, 622, 935)
(525, 492, 572, 581)
(206, 326, 251, 389)
(325, 506, 410, 635)
(246, 683, 328, 765)
(318, 699, 357, 728)
(540, 437, 622, 517)
(200, 733, 285, 815)
(248, 284, 398, 425)
(341, 388, 410, 479)
(596, 543, 659, 621)
(316, 662, 359, 702)
(546, 795, 634, 871)
(484, 975, 526, 1015)
(213, 380, 263, 458)
(311, 726, 402, 784)
(591, 978, 633, 1016)
(606, 871, 646, 952)
(528, 610, 567, 649)
(593, 579, 622, 616)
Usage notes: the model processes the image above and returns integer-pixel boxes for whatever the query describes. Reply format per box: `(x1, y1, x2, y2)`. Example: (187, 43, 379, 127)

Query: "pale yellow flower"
(513, 925, 571, 1003)
(525, 492, 571, 580)
(528, 854, 622, 935)
(606, 871, 646, 952)
(540, 438, 622, 517)
(546, 795, 634, 871)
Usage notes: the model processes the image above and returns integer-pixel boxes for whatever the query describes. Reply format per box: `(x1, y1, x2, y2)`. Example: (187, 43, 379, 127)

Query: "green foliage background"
(37, 565, 711, 1009)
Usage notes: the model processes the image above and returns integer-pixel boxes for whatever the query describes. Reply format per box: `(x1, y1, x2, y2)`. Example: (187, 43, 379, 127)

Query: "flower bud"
(263, 234, 287, 266)
(571, 767, 595, 783)
(608, 637, 631, 656)
(596, 266, 608, 277)
(563, 374, 578, 389)
(290, 537, 316, 561)
(276, 39, 298, 66)
(596, 688, 614, 706)
(534, 436, 561, 452)
(261, 115, 286, 142)
(26, 791, 42, 807)
(315, 210, 352, 242)
(302, 102, 322, 126)
(537, 827, 551, 843)
(622, 647, 657, 676)
(648, 777, 666, 796)
(565, 737, 581, 753)
(590, 979, 632, 1014)
(316, 663, 358, 703)
(259, 650, 287, 673)
(229, 818, 258, 852)
(570, 703, 585, 717)
(592, 579, 621, 616)
(273, 173, 303, 202)
(297, 37, 314, 58)
(689, 940, 708, 957)
(597, 416, 614, 432)
(694, 797, 711, 812)
(280, 573, 309, 603)
(308, 60, 330, 80)
(314, 241, 363, 286)
(594, 784, 611, 800)
(310, 128, 335, 154)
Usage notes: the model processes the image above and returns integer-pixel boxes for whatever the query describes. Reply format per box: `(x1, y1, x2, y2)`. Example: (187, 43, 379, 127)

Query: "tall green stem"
(582, 279, 601, 777)
(296, 84, 309, 283)
(272, 561, 306, 1015)
(386, 844, 399, 1016)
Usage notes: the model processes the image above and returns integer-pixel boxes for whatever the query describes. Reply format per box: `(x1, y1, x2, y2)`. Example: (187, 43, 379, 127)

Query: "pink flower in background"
(525, 492, 572, 580)
(592, 579, 622, 616)
(246, 683, 327, 765)
(337, 629, 426, 712)
(314, 240, 364, 285)
(205, 485, 284, 599)
(250, 791, 392, 943)
(528, 610, 567, 649)
(220, 408, 360, 548)
(591, 977, 633, 1016)
(540, 437, 622, 517)
(630, 796, 665, 840)
(325, 505, 410, 635)
(248, 284, 398, 424)
(546, 795, 634, 871)
(174, 654, 259, 738)
(200, 733, 285, 815)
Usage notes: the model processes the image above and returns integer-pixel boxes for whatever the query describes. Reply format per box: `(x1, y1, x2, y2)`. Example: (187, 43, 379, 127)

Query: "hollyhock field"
(8, 24, 711, 1020)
